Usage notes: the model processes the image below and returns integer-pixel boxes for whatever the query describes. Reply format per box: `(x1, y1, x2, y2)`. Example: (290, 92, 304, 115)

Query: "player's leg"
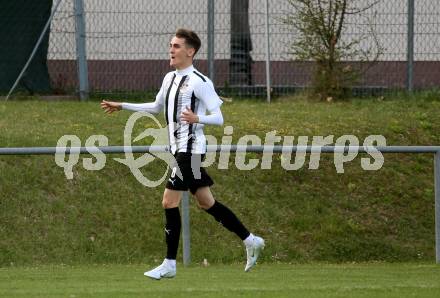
(194, 186, 265, 272)
(162, 189, 182, 263)
(195, 187, 249, 238)
(144, 189, 182, 280)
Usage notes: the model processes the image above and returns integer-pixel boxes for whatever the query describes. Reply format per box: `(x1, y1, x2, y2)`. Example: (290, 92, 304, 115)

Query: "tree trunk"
(229, 0, 253, 86)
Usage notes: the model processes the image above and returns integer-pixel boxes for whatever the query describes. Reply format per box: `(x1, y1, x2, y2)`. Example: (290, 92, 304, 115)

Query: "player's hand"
(100, 100, 122, 114)
(180, 106, 199, 124)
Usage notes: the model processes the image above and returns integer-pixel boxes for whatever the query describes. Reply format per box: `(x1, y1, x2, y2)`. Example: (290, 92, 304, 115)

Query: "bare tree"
(283, 0, 382, 100)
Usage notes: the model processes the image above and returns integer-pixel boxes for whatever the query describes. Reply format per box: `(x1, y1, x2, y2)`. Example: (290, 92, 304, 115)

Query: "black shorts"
(165, 152, 214, 195)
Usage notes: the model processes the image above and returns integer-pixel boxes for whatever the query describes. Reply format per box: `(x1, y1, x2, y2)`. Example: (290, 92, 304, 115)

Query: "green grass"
(1, 95, 440, 265)
(1, 263, 439, 298)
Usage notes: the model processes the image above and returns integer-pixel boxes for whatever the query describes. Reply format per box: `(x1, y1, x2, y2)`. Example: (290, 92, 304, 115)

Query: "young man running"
(101, 28, 264, 280)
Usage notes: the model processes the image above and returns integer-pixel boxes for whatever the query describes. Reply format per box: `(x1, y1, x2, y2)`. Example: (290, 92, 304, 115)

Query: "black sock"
(205, 201, 250, 240)
(164, 207, 181, 260)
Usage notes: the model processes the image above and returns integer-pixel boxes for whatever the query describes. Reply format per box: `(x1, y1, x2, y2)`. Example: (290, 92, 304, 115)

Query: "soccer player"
(100, 28, 264, 280)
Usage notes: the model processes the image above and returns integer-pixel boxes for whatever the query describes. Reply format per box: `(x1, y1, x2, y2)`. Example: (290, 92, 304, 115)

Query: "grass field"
(1, 263, 439, 298)
(1, 94, 440, 266)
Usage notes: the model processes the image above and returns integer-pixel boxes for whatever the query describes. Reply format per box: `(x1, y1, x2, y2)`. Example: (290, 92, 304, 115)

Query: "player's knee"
(162, 200, 176, 209)
(162, 192, 180, 209)
(195, 195, 215, 210)
(162, 198, 175, 209)
(196, 199, 210, 210)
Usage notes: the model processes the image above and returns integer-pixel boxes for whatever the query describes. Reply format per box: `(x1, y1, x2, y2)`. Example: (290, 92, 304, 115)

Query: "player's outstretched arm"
(100, 99, 164, 115)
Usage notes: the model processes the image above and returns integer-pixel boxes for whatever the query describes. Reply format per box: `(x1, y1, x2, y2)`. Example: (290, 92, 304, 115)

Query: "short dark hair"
(175, 28, 201, 56)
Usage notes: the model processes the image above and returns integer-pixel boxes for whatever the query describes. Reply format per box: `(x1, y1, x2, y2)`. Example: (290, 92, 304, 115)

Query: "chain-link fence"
(4, 0, 440, 98)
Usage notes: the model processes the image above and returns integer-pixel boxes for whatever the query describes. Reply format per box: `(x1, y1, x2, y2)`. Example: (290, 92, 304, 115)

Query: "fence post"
(182, 191, 191, 266)
(264, 0, 271, 103)
(407, 0, 414, 92)
(74, 0, 89, 101)
(207, 0, 215, 81)
(435, 152, 440, 264)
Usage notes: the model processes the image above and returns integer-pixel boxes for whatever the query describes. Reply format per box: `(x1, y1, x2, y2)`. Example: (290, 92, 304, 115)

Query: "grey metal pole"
(5, 0, 64, 101)
(407, 0, 414, 92)
(3, 145, 440, 155)
(207, 0, 215, 81)
(181, 191, 191, 266)
(264, 0, 271, 103)
(74, 0, 89, 101)
(435, 152, 440, 264)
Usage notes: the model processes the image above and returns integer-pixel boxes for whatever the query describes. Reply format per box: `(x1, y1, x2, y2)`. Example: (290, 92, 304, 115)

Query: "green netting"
(0, 0, 52, 93)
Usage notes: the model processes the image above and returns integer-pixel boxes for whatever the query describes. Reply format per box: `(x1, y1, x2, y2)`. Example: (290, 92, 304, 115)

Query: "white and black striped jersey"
(122, 65, 223, 154)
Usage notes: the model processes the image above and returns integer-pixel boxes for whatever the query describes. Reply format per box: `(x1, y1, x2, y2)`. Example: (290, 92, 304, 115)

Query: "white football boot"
(244, 236, 265, 272)
(144, 259, 176, 280)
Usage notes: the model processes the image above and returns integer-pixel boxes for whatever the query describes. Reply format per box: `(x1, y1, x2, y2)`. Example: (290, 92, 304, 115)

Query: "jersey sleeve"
(197, 107, 224, 126)
(194, 79, 223, 112)
(121, 72, 171, 114)
(154, 72, 172, 106)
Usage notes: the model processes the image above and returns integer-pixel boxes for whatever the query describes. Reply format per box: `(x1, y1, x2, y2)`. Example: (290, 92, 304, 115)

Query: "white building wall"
(48, 0, 440, 61)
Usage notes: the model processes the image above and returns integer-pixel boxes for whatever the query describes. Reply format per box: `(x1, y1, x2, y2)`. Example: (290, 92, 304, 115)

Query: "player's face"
(169, 36, 195, 70)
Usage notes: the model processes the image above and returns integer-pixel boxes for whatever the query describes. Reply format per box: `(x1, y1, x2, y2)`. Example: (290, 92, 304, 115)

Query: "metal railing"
(1, 145, 439, 265)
